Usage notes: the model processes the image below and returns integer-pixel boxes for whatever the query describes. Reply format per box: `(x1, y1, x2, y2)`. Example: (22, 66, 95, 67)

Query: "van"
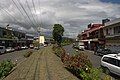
(78, 42, 84, 50)
(0, 46, 6, 54)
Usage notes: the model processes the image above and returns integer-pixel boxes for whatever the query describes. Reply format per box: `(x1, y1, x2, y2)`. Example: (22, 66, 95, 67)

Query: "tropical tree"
(52, 24, 64, 46)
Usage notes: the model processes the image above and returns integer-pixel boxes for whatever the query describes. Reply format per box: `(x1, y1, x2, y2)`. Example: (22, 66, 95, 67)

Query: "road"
(0, 49, 33, 63)
(64, 44, 101, 68)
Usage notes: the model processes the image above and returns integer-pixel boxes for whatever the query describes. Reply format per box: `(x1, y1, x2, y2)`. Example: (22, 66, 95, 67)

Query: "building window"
(118, 26, 120, 33)
(106, 28, 109, 35)
(114, 26, 120, 34)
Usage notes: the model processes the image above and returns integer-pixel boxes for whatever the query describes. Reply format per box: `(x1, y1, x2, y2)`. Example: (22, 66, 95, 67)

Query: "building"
(103, 18, 120, 53)
(39, 36, 45, 44)
(80, 23, 105, 50)
(0, 26, 34, 48)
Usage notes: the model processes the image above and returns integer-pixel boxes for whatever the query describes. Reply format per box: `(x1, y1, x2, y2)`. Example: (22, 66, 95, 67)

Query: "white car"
(30, 44, 34, 49)
(101, 53, 120, 76)
(21, 46, 28, 49)
(6, 47, 14, 52)
(0, 46, 6, 54)
(78, 45, 84, 50)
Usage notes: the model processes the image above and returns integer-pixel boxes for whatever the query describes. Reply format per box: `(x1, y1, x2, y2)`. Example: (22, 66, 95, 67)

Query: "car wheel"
(105, 68, 110, 75)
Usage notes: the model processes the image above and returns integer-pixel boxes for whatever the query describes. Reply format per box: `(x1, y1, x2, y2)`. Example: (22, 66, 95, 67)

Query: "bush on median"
(24, 50, 33, 58)
(52, 45, 103, 80)
(0, 60, 15, 79)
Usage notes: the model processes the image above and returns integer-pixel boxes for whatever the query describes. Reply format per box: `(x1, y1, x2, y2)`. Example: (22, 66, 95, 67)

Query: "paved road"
(4, 46, 79, 80)
(0, 49, 33, 63)
(64, 44, 101, 68)
(84, 50, 101, 68)
(63, 44, 75, 55)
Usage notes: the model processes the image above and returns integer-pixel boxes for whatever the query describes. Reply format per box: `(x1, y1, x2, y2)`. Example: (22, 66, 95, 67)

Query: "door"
(108, 58, 119, 75)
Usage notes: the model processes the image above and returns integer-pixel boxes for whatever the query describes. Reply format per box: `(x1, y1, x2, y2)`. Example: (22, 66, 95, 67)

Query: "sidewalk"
(4, 46, 79, 80)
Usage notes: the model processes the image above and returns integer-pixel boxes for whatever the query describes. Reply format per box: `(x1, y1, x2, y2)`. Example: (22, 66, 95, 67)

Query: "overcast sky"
(0, 0, 120, 38)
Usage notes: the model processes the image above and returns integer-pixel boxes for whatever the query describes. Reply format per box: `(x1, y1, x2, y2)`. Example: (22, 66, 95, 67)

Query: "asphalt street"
(0, 49, 32, 63)
(64, 44, 101, 68)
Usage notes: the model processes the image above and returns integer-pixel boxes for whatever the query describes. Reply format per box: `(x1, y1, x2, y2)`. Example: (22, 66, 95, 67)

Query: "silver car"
(0, 46, 6, 54)
(101, 54, 120, 76)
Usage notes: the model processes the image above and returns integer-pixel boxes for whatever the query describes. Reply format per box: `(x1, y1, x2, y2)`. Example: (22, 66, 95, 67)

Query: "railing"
(106, 33, 120, 38)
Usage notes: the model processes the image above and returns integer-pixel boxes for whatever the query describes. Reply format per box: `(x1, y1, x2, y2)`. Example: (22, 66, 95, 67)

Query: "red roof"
(82, 24, 103, 35)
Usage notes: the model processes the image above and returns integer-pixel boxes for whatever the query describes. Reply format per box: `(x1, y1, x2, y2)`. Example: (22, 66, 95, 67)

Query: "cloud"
(0, 0, 120, 38)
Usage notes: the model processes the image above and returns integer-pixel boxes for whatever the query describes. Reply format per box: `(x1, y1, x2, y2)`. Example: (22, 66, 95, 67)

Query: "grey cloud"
(0, 0, 120, 38)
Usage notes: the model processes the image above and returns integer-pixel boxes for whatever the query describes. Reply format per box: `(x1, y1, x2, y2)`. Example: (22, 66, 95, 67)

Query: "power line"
(16, 0, 37, 28)
(0, 5, 26, 27)
(0, 8, 11, 24)
(26, 0, 38, 27)
(11, 0, 31, 27)
(31, 0, 40, 27)
(0, 5, 18, 23)
(38, 0, 43, 28)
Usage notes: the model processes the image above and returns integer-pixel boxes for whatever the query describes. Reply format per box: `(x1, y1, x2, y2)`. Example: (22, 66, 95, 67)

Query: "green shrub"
(80, 68, 102, 80)
(24, 51, 33, 58)
(102, 75, 112, 80)
(53, 44, 65, 58)
(0, 60, 15, 79)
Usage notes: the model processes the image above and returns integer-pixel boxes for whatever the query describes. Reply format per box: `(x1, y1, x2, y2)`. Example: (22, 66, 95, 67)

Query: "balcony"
(106, 33, 120, 38)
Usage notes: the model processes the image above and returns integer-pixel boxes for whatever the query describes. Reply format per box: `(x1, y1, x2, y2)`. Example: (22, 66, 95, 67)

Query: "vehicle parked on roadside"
(30, 44, 34, 49)
(21, 46, 28, 50)
(34, 46, 39, 50)
(78, 44, 84, 51)
(44, 44, 47, 47)
(73, 41, 84, 51)
(101, 53, 120, 76)
(14, 46, 20, 51)
(6, 47, 14, 52)
(94, 48, 117, 56)
(0, 46, 6, 54)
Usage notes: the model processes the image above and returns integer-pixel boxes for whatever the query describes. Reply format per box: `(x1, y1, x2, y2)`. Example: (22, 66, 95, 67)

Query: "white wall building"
(103, 18, 120, 53)
(39, 36, 45, 44)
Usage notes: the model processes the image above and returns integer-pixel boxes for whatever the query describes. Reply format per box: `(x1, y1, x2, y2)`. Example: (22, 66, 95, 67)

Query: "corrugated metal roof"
(105, 18, 120, 27)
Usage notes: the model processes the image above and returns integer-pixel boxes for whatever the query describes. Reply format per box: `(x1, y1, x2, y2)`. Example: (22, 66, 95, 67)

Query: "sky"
(0, 0, 120, 38)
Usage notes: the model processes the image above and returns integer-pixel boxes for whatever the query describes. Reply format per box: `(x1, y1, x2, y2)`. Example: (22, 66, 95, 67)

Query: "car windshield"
(0, 47, 3, 49)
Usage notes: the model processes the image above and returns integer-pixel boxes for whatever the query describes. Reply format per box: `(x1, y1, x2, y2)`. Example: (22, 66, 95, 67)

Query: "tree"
(52, 24, 64, 46)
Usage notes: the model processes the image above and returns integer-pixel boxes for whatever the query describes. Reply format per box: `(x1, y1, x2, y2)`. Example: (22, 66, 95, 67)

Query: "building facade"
(103, 18, 120, 53)
(79, 23, 105, 50)
(0, 27, 33, 48)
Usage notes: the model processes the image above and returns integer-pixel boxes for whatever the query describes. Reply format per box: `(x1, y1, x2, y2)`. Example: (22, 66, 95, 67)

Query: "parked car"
(44, 44, 47, 47)
(34, 46, 39, 50)
(73, 42, 84, 51)
(30, 44, 34, 49)
(6, 47, 14, 52)
(21, 46, 28, 49)
(94, 48, 117, 56)
(0, 46, 6, 54)
(14, 46, 20, 51)
(101, 53, 120, 76)
(78, 45, 84, 50)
